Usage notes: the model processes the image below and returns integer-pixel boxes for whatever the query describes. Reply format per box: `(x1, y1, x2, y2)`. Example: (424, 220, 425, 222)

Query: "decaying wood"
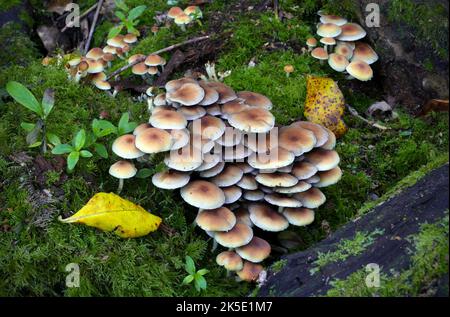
(346, 104, 391, 130)
(417, 99, 449, 116)
(153, 50, 186, 87)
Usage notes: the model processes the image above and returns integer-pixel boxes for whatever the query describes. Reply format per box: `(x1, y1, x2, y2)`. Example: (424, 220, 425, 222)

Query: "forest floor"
(0, 0, 448, 296)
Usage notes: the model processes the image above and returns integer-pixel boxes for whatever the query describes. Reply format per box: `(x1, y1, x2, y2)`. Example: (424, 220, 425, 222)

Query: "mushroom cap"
(86, 47, 104, 60)
(320, 37, 336, 46)
(320, 15, 348, 26)
(237, 174, 258, 190)
(135, 128, 172, 154)
(290, 121, 329, 147)
(216, 126, 243, 147)
(170, 128, 190, 150)
(279, 126, 317, 156)
(196, 207, 236, 231)
(248, 147, 295, 170)
(93, 79, 111, 91)
(264, 194, 302, 208)
(167, 83, 205, 106)
(337, 23, 367, 41)
(206, 82, 237, 104)
(223, 186, 243, 204)
(274, 181, 312, 194)
(335, 43, 354, 60)
(133, 123, 153, 136)
(216, 251, 244, 271)
(284, 64, 294, 73)
(248, 203, 289, 232)
(154, 93, 167, 106)
(245, 132, 277, 153)
(103, 45, 117, 54)
(315, 166, 342, 187)
(243, 190, 265, 201)
(311, 47, 329, 60)
(123, 33, 138, 44)
(149, 109, 187, 130)
(199, 161, 225, 178)
(180, 180, 225, 209)
(304, 149, 340, 171)
(165, 77, 198, 92)
(109, 160, 137, 179)
(223, 144, 252, 161)
(112, 134, 144, 159)
(132, 62, 148, 75)
(148, 66, 159, 75)
(237, 91, 273, 110)
(305, 175, 320, 184)
(184, 5, 201, 16)
(229, 108, 275, 133)
(178, 106, 206, 121)
(328, 53, 350, 72)
(102, 53, 115, 62)
(234, 162, 255, 174)
(174, 12, 192, 25)
(152, 170, 190, 189)
(317, 23, 342, 38)
(259, 185, 274, 194)
(234, 208, 253, 227)
(205, 104, 222, 116)
(283, 208, 315, 226)
(321, 127, 336, 150)
(196, 153, 221, 172)
(198, 81, 220, 106)
(255, 173, 298, 188)
(236, 261, 264, 282)
(211, 165, 244, 187)
(294, 188, 326, 208)
(167, 6, 184, 18)
(352, 42, 379, 65)
(190, 115, 226, 141)
(107, 35, 125, 48)
(291, 161, 318, 180)
(165, 144, 203, 171)
(346, 60, 374, 81)
(86, 59, 105, 74)
(306, 37, 318, 47)
(221, 100, 250, 119)
(144, 54, 166, 66)
(214, 223, 253, 248)
(277, 163, 293, 173)
(236, 236, 271, 263)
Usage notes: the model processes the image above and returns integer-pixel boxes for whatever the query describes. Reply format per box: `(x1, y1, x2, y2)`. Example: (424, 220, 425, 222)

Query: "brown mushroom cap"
(214, 222, 253, 248)
(304, 149, 340, 171)
(109, 160, 137, 179)
(196, 207, 236, 232)
(320, 37, 336, 46)
(190, 115, 226, 141)
(112, 134, 144, 159)
(290, 121, 329, 147)
(351, 42, 379, 65)
(234, 162, 255, 174)
(221, 100, 250, 119)
(346, 60, 374, 81)
(236, 236, 271, 263)
(131, 62, 148, 75)
(205, 104, 222, 116)
(178, 106, 206, 121)
(198, 81, 220, 106)
(123, 33, 138, 44)
(154, 93, 167, 106)
(164, 145, 203, 171)
(223, 186, 243, 204)
(165, 77, 198, 92)
(167, 83, 205, 106)
(304, 175, 320, 184)
(229, 108, 275, 133)
(86, 47, 104, 60)
(245, 132, 277, 153)
(152, 170, 190, 189)
(236, 91, 273, 110)
(180, 180, 225, 209)
(306, 37, 318, 47)
(321, 127, 336, 150)
(168, 6, 183, 18)
(320, 15, 348, 26)
(243, 190, 265, 201)
(315, 166, 342, 188)
(223, 143, 252, 162)
(216, 126, 243, 147)
(337, 23, 367, 41)
(237, 174, 258, 190)
(248, 147, 295, 170)
(264, 193, 302, 208)
(283, 208, 315, 226)
(248, 203, 289, 232)
(255, 173, 298, 188)
(211, 165, 244, 187)
(170, 128, 190, 150)
(216, 251, 244, 271)
(92, 79, 111, 91)
(196, 153, 221, 172)
(236, 261, 264, 282)
(279, 126, 317, 155)
(273, 181, 312, 194)
(206, 82, 237, 104)
(107, 35, 125, 48)
(335, 43, 354, 60)
(133, 123, 152, 136)
(135, 128, 172, 154)
(291, 162, 318, 180)
(234, 208, 253, 227)
(328, 53, 350, 72)
(103, 45, 117, 55)
(149, 109, 187, 130)
(311, 47, 329, 60)
(317, 23, 342, 38)
(174, 12, 192, 25)
(294, 188, 326, 208)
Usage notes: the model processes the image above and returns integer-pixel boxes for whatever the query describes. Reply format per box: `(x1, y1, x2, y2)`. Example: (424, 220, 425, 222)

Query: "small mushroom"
(346, 60, 373, 81)
(236, 236, 271, 263)
(236, 261, 264, 282)
(294, 188, 326, 209)
(283, 64, 294, 77)
(109, 160, 137, 194)
(180, 180, 225, 209)
(283, 208, 315, 226)
(248, 203, 289, 232)
(216, 251, 244, 275)
(112, 134, 144, 159)
(152, 170, 190, 190)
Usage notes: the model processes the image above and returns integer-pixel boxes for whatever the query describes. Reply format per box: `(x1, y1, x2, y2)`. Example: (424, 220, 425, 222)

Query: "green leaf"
(46, 132, 61, 146)
(25, 120, 43, 145)
(182, 275, 194, 285)
(185, 256, 196, 275)
(80, 150, 93, 158)
(84, 132, 97, 148)
(115, 10, 127, 21)
(52, 144, 74, 155)
(41, 88, 55, 119)
(194, 275, 207, 290)
(6, 81, 43, 117)
(92, 119, 117, 138)
(136, 168, 152, 179)
(29, 141, 42, 148)
(73, 129, 86, 151)
(108, 25, 123, 39)
(128, 5, 146, 21)
(20, 122, 35, 132)
(67, 151, 80, 170)
(115, 0, 129, 12)
(94, 143, 109, 159)
(197, 269, 209, 276)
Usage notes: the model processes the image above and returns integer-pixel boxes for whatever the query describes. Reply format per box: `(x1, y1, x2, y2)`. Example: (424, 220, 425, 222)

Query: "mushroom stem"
(211, 239, 218, 252)
(180, 24, 186, 32)
(226, 270, 232, 277)
(324, 45, 328, 53)
(117, 178, 124, 194)
(278, 206, 284, 213)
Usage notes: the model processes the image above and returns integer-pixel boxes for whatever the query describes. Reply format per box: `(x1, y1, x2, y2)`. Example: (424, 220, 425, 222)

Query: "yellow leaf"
(58, 192, 162, 238)
(304, 76, 348, 138)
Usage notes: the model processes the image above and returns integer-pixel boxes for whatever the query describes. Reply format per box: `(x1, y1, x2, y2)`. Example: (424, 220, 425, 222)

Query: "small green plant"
(108, 0, 147, 38)
(182, 256, 209, 292)
(51, 129, 92, 171)
(6, 81, 60, 153)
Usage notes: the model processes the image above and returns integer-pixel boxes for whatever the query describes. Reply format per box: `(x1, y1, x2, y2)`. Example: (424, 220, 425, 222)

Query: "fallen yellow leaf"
(304, 76, 348, 138)
(59, 192, 162, 238)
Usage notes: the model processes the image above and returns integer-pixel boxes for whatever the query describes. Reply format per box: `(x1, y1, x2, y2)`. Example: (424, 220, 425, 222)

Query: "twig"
(61, 2, 98, 32)
(83, 0, 104, 55)
(346, 104, 391, 130)
(106, 35, 211, 80)
(273, 0, 280, 20)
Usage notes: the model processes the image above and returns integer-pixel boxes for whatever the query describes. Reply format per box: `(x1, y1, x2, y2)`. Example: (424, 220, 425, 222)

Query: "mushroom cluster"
(109, 76, 342, 282)
(306, 11, 378, 81)
(167, 5, 203, 31)
(66, 33, 140, 91)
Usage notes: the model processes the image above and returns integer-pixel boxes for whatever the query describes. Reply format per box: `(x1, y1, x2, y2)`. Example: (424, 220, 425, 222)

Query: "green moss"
(325, 214, 449, 296)
(0, 0, 22, 11)
(271, 259, 288, 273)
(310, 229, 384, 275)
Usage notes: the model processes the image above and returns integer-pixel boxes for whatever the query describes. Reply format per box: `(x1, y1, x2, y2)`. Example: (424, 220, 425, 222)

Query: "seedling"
(51, 129, 93, 171)
(182, 256, 209, 292)
(108, 0, 147, 38)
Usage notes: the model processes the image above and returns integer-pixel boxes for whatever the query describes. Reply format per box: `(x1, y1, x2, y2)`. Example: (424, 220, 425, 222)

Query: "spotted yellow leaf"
(304, 76, 348, 138)
(58, 192, 162, 238)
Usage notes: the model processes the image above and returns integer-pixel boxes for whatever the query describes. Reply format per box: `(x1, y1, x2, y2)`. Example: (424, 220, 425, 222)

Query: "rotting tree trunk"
(258, 164, 449, 297)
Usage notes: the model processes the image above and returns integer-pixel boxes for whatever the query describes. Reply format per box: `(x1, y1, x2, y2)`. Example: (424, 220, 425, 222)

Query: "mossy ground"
(0, 0, 448, 296)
